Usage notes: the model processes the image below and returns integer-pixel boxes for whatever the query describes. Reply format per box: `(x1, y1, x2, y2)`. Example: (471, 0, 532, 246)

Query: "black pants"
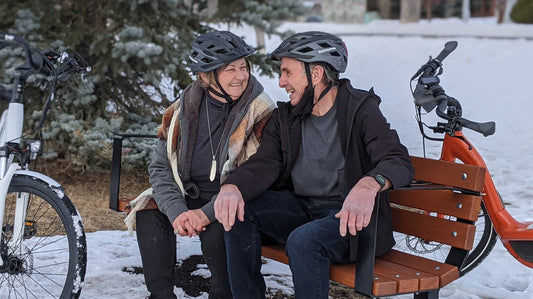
(136, 209, 232, 299)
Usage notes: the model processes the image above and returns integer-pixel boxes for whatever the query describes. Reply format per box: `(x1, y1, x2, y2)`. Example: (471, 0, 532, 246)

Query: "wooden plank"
(379, 250, 459, 287)
(392, 207, 477, 250)
(373, 261, 419, 294)
(372, 274, 400, 297)
(389, 189, 482, 221)
(118, 197, 158, 213)
(374, 259, 439, 291)
(261, 245, 288, 264)
(410, 156, 486, 192)
(330, 263, 356, 287)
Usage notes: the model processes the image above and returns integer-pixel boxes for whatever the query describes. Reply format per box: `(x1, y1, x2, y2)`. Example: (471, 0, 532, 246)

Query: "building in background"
(298, 0, 513, 23)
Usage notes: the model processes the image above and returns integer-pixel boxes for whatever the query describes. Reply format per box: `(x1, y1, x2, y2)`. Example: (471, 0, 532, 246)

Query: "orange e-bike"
(394, 41, 533, 275)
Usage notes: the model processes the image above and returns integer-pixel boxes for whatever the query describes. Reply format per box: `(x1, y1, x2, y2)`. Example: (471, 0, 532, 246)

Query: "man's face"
(278, 57, 309, 106)
(213, 58, 250, 100)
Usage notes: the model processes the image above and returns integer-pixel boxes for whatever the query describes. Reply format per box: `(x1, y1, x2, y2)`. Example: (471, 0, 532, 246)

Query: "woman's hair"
(197, 58, 251, 89)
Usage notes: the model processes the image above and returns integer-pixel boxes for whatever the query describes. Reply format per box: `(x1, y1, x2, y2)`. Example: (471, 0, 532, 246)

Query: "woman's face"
(212, 58, 250, 101)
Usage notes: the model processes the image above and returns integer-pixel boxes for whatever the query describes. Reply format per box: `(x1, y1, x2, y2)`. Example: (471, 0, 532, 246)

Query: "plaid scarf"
(157, 78, 274, 191)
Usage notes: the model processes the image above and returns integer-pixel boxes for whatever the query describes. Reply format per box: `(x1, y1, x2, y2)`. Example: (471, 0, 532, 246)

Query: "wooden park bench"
(109, 134, 486, 298)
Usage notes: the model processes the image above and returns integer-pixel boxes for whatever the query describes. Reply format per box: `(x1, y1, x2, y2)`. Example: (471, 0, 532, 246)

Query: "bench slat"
(330, 263, 357, 287)
(389, 189, 482, 221)
(373, 262, 420, 294)
(411, 156, 486, 192)
(392, 207, 477, 250)
(374, 259, 439, 291)
(379, 250, 459, 288)
(261, 244, 288, 264)
(371, 274, 398, 297)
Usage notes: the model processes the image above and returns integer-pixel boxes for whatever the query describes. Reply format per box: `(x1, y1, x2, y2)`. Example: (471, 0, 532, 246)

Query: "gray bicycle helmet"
(189, 31, 254, 73)
(270, 31, 348, 73)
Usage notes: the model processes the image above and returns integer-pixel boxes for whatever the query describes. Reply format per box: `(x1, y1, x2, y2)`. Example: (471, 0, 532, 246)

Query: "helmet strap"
(210, 69, 235, 106)
(289, 63, 332, 121)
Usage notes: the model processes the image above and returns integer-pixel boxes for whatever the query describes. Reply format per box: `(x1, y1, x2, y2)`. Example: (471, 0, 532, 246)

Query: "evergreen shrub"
(510, 0, 533, 24)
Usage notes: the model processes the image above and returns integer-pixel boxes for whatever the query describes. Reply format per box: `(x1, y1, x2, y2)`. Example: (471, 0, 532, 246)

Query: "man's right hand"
(214, 184, 245, 231)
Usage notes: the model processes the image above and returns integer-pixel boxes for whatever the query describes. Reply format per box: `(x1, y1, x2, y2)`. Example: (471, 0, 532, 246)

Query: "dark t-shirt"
(190, 94, 227, 200)
(291, 100, 345, 199)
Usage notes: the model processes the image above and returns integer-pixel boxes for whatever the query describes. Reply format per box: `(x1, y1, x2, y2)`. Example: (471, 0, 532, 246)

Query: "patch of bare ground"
(36, 159, 367, 299)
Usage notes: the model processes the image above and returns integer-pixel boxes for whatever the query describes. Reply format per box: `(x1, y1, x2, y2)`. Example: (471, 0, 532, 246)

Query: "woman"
(135, 31, 274, 299)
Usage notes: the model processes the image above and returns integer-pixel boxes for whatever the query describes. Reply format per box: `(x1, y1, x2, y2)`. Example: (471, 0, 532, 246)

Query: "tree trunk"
(207, 0, 218, 18)
(462, 0, 471, 21)
(400, 0, 421, 23)
(423, 0, 434, 21)
(255, 27, 266, 54)
(378, 0, 391, 19)
(495, 0, 507, 23)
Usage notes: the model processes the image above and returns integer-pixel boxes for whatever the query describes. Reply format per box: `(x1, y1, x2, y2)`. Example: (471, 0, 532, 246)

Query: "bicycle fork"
(0, 163, 26, 267)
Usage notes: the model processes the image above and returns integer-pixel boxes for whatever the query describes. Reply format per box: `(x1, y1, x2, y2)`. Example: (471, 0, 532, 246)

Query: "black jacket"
(224, 79, 414, 258)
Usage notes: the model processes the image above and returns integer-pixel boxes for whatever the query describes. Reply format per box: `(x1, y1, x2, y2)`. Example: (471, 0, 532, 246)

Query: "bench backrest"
(389, 156, 485, 251)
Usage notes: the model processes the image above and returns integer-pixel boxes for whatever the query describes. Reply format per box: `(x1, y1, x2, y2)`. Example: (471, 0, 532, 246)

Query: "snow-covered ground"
(80, 18, 533, 298)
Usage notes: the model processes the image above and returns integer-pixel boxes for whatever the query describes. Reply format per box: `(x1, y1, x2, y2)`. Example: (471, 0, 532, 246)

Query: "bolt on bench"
(109, 135, 486, 299)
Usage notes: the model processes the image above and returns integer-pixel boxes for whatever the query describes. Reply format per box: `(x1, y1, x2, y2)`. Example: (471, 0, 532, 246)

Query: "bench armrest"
(109, 133, 157, 211)
(354, 193, 381, 297)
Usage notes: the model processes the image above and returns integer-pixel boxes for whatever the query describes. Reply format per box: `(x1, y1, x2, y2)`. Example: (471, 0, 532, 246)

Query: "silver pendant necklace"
(205, 98, 223, 182)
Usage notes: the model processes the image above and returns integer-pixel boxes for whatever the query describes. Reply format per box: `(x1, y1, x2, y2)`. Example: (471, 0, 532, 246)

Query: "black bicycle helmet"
(189, 30, 254, 73)
(270, 31, 348, 73)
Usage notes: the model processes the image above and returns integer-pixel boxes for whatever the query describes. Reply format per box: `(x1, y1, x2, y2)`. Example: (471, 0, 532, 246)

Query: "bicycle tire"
(392, 200, 497, 276)
(459, 199, 498, 275)
(0, 174, 87, 298)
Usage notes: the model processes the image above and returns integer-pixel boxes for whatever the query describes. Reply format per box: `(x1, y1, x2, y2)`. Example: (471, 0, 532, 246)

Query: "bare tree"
(400, 0, 421, 23)
(462, 0, 471, 21)
(378, 0, 391, 19)
(422, 0, 435, 20)
(495, 0, 507, 23)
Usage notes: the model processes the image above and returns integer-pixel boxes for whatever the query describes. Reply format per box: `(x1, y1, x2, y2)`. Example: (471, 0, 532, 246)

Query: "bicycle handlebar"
(0, 33, 90, 83)
(411, 41, 496, 137)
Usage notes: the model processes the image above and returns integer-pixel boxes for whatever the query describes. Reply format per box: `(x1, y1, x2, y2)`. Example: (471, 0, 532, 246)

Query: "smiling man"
(214, 31, 414, 299)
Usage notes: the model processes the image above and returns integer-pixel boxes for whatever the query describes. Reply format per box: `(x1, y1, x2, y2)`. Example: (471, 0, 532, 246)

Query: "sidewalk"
(277, 17, 533, 40)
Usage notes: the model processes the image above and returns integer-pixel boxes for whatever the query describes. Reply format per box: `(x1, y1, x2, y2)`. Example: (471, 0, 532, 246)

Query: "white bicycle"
(0, 33, 89, 298)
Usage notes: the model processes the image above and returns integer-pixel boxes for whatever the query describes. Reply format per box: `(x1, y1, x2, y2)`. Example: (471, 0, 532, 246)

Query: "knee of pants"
(286, 225, 314, 258)
(136, 209, 173, 232)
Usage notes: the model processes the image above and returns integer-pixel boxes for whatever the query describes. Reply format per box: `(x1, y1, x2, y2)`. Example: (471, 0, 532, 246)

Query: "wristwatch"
(368, 173, 387, 191)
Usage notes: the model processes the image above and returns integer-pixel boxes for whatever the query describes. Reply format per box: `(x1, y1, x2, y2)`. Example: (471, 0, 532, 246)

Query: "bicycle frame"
(440, 131, 533, 268)
(0, 97, 26, 267)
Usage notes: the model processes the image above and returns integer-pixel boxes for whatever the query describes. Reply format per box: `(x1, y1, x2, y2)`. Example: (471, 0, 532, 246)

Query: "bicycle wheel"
(0, 174, 87, 298)
(392, 200, 497, 276)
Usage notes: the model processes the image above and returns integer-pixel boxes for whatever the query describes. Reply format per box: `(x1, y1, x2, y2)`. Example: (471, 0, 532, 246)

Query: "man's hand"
(173, 212, 196, 237)
(335, 176, 384, 237)
(172, 209, 209, 237)
(214, 184, 245, 231)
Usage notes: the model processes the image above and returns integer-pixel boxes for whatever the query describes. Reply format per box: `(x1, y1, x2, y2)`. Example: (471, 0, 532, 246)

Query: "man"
(214, 31, 414, 299)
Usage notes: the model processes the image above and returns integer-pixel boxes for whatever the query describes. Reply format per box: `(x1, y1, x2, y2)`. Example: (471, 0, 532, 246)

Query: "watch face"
(374, 174, 386, 187)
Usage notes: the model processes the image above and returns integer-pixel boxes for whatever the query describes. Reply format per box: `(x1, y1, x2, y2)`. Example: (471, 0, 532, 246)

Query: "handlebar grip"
(435, 41, 458, 63)
(460, 119, 496, 137)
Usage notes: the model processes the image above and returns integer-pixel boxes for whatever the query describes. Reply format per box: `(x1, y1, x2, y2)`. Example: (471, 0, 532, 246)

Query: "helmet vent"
(215, 48, 229, 54)
(298, 46, 313, 53)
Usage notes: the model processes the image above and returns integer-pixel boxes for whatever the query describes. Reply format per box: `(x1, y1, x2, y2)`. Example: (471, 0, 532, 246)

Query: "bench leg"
(414, 289, 439, 299)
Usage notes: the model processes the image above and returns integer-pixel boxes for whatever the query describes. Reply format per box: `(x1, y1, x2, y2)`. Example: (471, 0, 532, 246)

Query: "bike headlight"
(29, 140, 41, 160)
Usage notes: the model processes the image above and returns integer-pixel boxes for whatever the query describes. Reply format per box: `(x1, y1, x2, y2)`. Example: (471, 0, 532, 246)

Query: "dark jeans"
(224, 190, 351, 299)
(136, 209, 232, 299)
